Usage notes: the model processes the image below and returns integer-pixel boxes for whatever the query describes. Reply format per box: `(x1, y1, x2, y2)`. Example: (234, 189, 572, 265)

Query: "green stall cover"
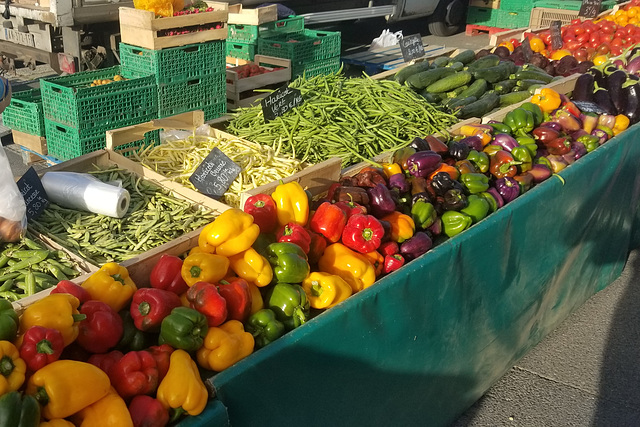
(199, 124, 640, 426)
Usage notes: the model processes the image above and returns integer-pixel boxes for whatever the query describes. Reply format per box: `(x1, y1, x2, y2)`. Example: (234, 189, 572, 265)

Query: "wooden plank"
(12, 130, 47, 155)
(228, 4, 277, 25)
(120, 24, 227, 50)
(226, 55, 291, 93)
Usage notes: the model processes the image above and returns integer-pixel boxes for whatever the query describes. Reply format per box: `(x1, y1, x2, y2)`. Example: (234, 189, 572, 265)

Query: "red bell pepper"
(149, 254, 189, 295)
(341, 214, 385, 254)
(335, 200, 368, 218)
(307, 231, 327, 265)
(87, 350, 124, 377)
(110, 350, 159, 400)
(186, 281, 228, 327)
(378, 241, 399, 257)
(76, 300, 124, 354)
(545, 137, 572, 155)
(276, 222, 311, 253)
(128, 395, 170, 427)
(383, 254, 405, 274)
(309, 202, 348, 243)
(50, 280, 91, 304)
(146, 344, 173, 382)
(19, 326, 64, 372)
(130, 288, 182, 332)
(243, 194, 277, 233)
(217, 277, 252, 323)
(326, 183, 341, 203)
(489, 150, 521, 179)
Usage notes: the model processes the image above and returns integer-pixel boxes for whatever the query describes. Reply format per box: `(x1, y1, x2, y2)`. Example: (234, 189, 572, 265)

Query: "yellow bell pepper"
(531, 88, 562, 113)
(228, 247, 273, 287)
(197, 222, 217, 254)
(364, 251, 384, 277)
(318, 243, 377, 293)
(196, 320, 254, 372)
(199, 209, 260, 257)
(71, 387, 133, 427)
(301, 272, 352, 309)
(181, 252, 229, 287)
(157, 349, 209, 419)
(40, 420, 75, 427)
(0, 341, 25, 396)
(19, 293, 84, 347)
(613, 114, 630, 136)
(247, 282, 264, 314)
(381, 163, 403, 178)
(188, 246, 208, 256)
(272, 181, 309, 227)
(81, 263, 137, 312)
(25, 360, 111, 420)
(381, 211, 415, 243)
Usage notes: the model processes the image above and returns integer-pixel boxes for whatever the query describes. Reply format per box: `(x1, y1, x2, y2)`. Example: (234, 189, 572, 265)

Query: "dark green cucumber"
(458, 79, 488, 99)
(499, 91, 532, 107)
(457, 92, 500, 119)
(514, 69, 554, 83)
(446, 84, 470, 98)
(467, 54, 501, 71)
(420, 91, 447, 104)
(425, 71, 473, 93)
(473, 62, 512, 83)
(431, 56, 451, 68)
(521, 64, 548, 74)
(493, 79, 518, 94)
(516, 79, 548, 90)
(394, 60, 432, 85)
(447, 61, 465, 72)
(451, 49, 476, 65)
(406, 67, 457, 90)
(528, 84, 544, 95)
(446, 96, 478, 110)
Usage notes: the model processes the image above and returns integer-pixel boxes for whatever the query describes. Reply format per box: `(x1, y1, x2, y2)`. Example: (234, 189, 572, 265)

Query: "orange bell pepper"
(531, 88, 561, 113)
(458, 125, 492, 146)
(70, 387, 133, 427)
(318, 243, 377, 293)
(381, 211, 415, 243)
(613, 114, 630, 136)
(381, 163, 403, 178)
(363, 251, 384, 277)
(427, 163, 460, 181)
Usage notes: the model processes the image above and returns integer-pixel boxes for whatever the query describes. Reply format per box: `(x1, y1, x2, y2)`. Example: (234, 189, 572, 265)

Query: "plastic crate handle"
(10, 102, 25, 109)
(55, 125, 67, 134)
(51, 87, 63, 93)
(187, 79, 202, 86)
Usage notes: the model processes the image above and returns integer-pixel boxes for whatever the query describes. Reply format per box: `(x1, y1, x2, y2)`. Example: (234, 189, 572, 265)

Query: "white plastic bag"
(369, 29, 403, 51)
(0, 144, 27, 243)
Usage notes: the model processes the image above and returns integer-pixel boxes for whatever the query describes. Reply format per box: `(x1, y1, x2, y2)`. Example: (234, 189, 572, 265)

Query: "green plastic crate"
(227, 15, 305, 44)
(292, 56, 341, 79)
(496, 9, 531, 29)
(258, 29, 341, 68)
(40, 66, 157, 132)
(201, 100, 227, 121)
(226, 41, 256, 61)
(305, 29, 341, 62)
(120, 41, 225, 84)
(157, 72, 226, 118)
(2, 89, 45, 136)
(498, 0, 533, 13)
(466, 7, 498, 26)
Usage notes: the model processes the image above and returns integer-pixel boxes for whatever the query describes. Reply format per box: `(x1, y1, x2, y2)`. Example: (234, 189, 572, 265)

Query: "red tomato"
(590, 33, 600, 43)
(574, 27, 586, 36)
(611, 37, 624, 47)
(576, 33, 590, 44)
(565, 40, 582, 51)
(540, 32, 552, 45)
(596, 42, 611, 55)
(589, 40, 600, 49)
(571, 18, 582, 25)
(602, 33, 614, 43)
(611, 46, 623, 56)
(614, 30, 626, 39)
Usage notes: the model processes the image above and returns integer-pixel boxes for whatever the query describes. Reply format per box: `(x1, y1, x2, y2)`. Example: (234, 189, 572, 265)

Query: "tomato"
(589, 40, 600, 49)
(574, 47, 590, 63)
(564, 40, 582, 51)
(570, 18, 582, 26)
(602, 33, 614, 43)
(614, 30, 626, 39)
(574, 26, 585, 36)
(611, 37, 624, 47)
(611, 46, 623, 56)
(576, 33, 590, 44)
(589, 33, 600, 43)
(550, 49, 572, 60)
(540, 32, 552, 45)
(596, 42, 611, 55)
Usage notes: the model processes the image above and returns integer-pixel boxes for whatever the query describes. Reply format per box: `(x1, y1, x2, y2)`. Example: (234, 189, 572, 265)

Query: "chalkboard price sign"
(189, 148, 242, 199)
(399, 33, 425, 62)
(579, 0, 601, 18)
(16, 167, 49, 220)
(550, 20, 563, 51)
(261, 85, 304, 122)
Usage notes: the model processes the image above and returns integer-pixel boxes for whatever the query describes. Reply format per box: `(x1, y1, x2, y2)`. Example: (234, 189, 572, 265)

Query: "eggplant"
(593, 88, 617, 115)
(606, 70, 628, 114)
(623, 82, 640, 124)
(588, 68, 607, 88)
(572, 73, 594, 103)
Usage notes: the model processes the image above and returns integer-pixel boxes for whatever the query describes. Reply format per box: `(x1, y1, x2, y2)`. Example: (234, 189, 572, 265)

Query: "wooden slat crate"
(226, 55, 291, 110)
(228, 4, 277, 25)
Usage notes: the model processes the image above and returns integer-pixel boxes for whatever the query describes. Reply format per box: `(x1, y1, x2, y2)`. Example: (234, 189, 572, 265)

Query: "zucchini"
(451, 49, 476, 65)
(514, 69, 554, 83)
(406, 67, 457, 91)
(426, 71, 473, 93)
(458, 79, 488, 99)
(457, 92, 500, 119)
(394, 60, 432, 85)
(432, 56, 451, 68)
(446, 85, 469, 98)
(467, 54, 501, 71)
(447, 61, 465, 72)
(446, 96, 478, 111)
(516, 79, 548, 90)
(499, 91, 532, 107)
(493, 79, 518, 94)
(521, 64, 548, 74)
(473, 62, 512, 84)
(528, 84, 544, 95)
(420, 91, 447, 104)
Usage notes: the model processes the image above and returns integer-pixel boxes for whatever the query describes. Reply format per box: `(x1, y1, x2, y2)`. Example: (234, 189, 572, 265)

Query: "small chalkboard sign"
(579, 0, 601, 18)
(261, 85, 304, 122)
(189, 148, 242, 199)
(550, 20, 563, 51)
(522, 37, 534, 62)
(16, 167, 49, 220)
(399, 33, 425, 62)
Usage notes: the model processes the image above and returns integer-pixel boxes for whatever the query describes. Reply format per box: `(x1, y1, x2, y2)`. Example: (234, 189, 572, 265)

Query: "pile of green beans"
(29, 167, 216, 266)
(226, 72, 458, 167)
(0, 234, 82, 301)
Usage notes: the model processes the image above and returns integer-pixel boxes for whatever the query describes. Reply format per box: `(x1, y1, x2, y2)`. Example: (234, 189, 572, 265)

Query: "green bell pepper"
(489, 123, 513, 135)
(504, 108, 534, 137)
(0, 300, 18, 342)
(117, 310, 156, 352)
(411, 200, 437, 230)
(441, 211, 472, 238)
(511, 146, 533, 173)
(245, 308, 285, 348)
(577, 135, 599, 152)
(536, 156, 552, 169)
(467, 150, 489, 173)
(519, 102, 544, 126)
(515, 136, 538, 158)
(0, 391, 40, 427)
(268, 283, 310, 330)
(479, 191, 499, 213)
(460, 195, 490, 223)
(252, 232, 276, 258)
(459, 173, 490, 194)
(159, 307, 208, 352)
(266, 242, 310, 284)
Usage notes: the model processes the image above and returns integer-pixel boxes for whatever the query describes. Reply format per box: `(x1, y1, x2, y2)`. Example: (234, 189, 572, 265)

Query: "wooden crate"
(12, 130, 47, 155)
(228, 4, 277, 25)
(226, 55, 291, 110)
(119, 1, 228, 50)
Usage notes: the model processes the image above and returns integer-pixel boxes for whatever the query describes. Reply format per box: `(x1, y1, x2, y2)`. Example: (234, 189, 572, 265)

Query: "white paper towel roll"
(41, 171, 131, 218)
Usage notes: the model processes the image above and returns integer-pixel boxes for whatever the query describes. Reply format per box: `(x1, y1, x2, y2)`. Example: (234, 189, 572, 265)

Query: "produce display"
(230, 63, 284, 79)
(29, 167, 215, 266)
(132, 131, 305, 207)
(226, 72, 458, 167)
(90, 75, 125, 87)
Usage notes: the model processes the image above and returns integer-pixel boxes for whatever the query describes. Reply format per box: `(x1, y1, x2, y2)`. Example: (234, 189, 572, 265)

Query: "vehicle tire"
(428, 0, 467, 36)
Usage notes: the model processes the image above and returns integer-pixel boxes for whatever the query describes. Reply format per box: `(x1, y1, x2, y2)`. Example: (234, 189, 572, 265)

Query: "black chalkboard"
(579, 0, 601, 18)
(522, 37, 534, 62)
(189, 148, 242, 199)
(261, 85, 304, 122)
(16, 167, 49, 220)
(550, 20, 563, 51)
(399, 33, 425, 62)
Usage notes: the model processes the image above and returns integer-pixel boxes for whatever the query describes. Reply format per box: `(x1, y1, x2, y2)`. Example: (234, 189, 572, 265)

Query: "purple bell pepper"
(570, 141, 587, 160)
(553, 109, 582, 133)
(367, 183, 397, 219)
(427, 218, 442, 236)
(528, 163, 552, 183)
(591, 128, 609, 145)
(545, 155, 568, 173)
(405, 151, 442, 178)
(400, 232, 433, 261)
(570, 129, 589, 140)
(492, 133, 519, 152)
(539, 121, 563, 132)
(486, 187, 504, 209)
(597, 114, 616, 129)
(494, 177, 520, 204)
(388, 173, 410, 193)
(459, 135, 484, 152)
(580, 113, 598, 133)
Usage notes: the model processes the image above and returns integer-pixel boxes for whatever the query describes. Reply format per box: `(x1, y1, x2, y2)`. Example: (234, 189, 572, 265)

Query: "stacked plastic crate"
(226, 4, 280, 62)
(2, 89, 49, 162)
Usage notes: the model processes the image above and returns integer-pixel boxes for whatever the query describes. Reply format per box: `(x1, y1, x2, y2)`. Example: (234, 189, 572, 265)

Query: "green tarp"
(197, 124, 640, 426)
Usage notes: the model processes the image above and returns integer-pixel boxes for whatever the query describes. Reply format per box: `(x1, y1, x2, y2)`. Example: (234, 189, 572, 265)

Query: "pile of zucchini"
(394, 50, 561, 119)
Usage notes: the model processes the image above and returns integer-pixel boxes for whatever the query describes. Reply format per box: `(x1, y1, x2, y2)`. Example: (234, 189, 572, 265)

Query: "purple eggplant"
(606, 69, 628, 114)
(539, 121, 563, 132)
(367, 183, 397, 219)
(405, 151, 442, 178)
(588, 67, 607, 88)
(623, 82, 640, 124)
(528, 163, 552, 183)
(593, 88, 617, 115)
(627, 55, 640, 75)
(388, 173, 410, 193)
(492, 133, 519, 152)
(573, 73, 595, 102)
(400, 231, 433, 261)
(486, 187, 504, 209)
(459, 135, 484, 152)
(494, 177, 520, 204)
(591, 128, 610, 145)
(570, 141, 587, 161)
